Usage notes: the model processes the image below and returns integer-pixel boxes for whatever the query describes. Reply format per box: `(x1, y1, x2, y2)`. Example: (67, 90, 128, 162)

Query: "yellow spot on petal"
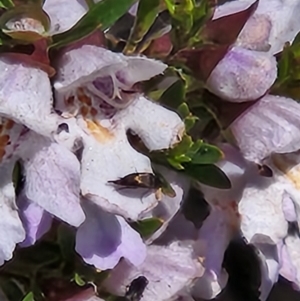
(155, 188, 162, 201)
(85, 119, 114, 143)
(272, 154, 300, 190)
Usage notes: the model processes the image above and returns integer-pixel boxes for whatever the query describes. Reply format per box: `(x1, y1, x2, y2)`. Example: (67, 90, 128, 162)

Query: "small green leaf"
(130, 217, 163, 238)
(74, 273, 86, 287)
(159, 80, 185, 109)
(168, 135, 193, 157)
(51, 0, 137, 49)
(174, 154, 192, 163)
(184, 115, 198, 132)
(190, 143, 224, 164)
(22, 292, 35, 301)
(183, 164, 231, 189)
(177, 102, 190, 118)
(0, 0, 14, 9)
(124, 0, 160, 54)
(167, 157, 184, 170)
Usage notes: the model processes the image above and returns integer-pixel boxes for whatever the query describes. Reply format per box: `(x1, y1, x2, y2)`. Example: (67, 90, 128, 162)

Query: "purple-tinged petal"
(192, 206, 239, 299)
(104, 242, 204, 301)
(43, 0, 88, 35)
(278, 241, 299, 289)
(282, 191, 298, 223)
(231, 95, 300, 163)
(206, 46, 277, 102)
(214, 0, 300, 55)
(17, 193, 52, 247)
(280, 236, 300, 290)
(0, 58, 62, 137)
(76, 199, 146, 270)
(250, 235, 280, 301)
(19, 131, 85, 227)
(0, 161, 25, 265)
(54, 45, 166, 110)
(144, 166, 190, 244)
(0, 117, 24, 163)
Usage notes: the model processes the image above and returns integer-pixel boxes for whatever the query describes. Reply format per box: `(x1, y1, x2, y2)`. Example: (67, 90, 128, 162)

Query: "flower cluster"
(1, 0, 300, 301)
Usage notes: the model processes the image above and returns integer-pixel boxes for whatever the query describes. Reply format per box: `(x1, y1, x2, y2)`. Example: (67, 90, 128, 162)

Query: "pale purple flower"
(230, 95, 300, 163)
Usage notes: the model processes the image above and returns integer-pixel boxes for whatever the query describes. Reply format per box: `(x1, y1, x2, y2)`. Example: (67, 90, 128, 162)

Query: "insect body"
(125, 276, 149, 301)
(108, 171, 176, 199)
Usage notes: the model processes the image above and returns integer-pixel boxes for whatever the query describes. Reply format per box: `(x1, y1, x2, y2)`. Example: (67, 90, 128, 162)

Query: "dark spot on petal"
(287, 221, 300, 237)
(72, 138, 84, 162)
(57, 123, 69, 134)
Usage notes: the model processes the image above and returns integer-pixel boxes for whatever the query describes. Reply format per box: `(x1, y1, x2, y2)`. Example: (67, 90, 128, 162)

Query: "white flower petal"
(240, 177, 288, 245)
(231, 95, 300, 163)
(43, 0, 88, 35)
(104, 242, 204, 301)
(115, 95, 184, 150)
(80, 128, 158, 221)
(0, 161, 25, 265)
(19, 132, 85, 226)
(206, 46, 277, 102)
(0, 58, 61, 137)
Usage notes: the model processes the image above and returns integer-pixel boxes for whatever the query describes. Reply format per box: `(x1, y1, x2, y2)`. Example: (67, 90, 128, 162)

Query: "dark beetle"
(125, 276, 149, 301)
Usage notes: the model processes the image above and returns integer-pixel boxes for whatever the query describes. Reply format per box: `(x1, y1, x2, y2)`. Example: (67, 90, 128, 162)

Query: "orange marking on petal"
(85, 119, 114, 143)
(80, 106, 89, 117)
(5, 119, 14, 130)
(0, 135, 10, 146)
(77, 89, 92, 106)
(90, 107, 98, 117)
(65, 96, 75, 106)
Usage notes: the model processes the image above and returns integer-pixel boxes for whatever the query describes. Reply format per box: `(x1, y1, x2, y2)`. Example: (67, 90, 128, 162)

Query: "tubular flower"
(207, 0, 300, 102)
(54, 45, 184, 221)
(230, 95, 300, 164)
(197, 144, 286, 300)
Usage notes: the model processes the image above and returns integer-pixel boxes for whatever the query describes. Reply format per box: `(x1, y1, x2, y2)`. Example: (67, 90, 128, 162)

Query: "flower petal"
(17, 193, 52, 247)
(206, 46, 277, 102)
(80, 127, 159, 220)
(250, 234, 280, 301)
(76, 199, 146, 270)
(230, 95, 300, 163)
(19, 131, 85, 226)
(214, 0, 300, 55)
(192, 206, 238, 299)
(0, 161, 25, 264)
(104, 242, 204, 301)
(115, 95, 184, 150)
(0, 117, 24, 163)
(43, 0, 88, 35)
(0, 58, 61, 137)
(144, 166, 190, 244)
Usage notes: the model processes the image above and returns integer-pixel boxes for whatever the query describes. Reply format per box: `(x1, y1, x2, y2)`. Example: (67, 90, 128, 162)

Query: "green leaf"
(74, 273, 86, 287)
(184, 115, 198, 132)
(168, 135, 193, 157)
(190, 143, 224, 164)
(159, 80, 186, 109)
(22, 292, 35, 301)
(0, 0, 14, 9)
(167, 157, 185, 170)
(50, 0, 137, 49)
(124, 0, 160, 54)
(183, 164, 231, 189)
(130, 217, 163, 238)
